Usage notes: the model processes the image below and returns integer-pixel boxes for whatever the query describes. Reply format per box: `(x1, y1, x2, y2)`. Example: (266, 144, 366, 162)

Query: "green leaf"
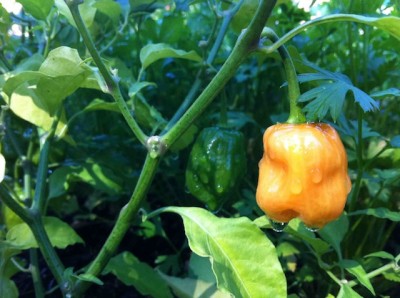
(8, 86, 68, 137)
(133, 96, 167, 130)
(81, 98, 120, 113)
(364, 251, 394, 260)
(339, 259, 375, 295)
(75, 273, 104, 286)
(160, 207, 287, 298)
(93, 0, 122, 24)
(140, 43, 202, 70)
(128, 81, 157, 98)
(55, 0, 97, 28)
(188, 253, 216, 283)
(17, 0, 54, 20)
(337, 284, 363, 298)
(348, 208, 400, 222)
(298, 62, 379, 120)
(370, 88, 400, 99)
(287, 219, 330, 255)
(0, 278, 18, 298)
(103, 251, 173, 298)
(169, 124, 198, 152)
(48, 162, 122, 199)
(6, 217, 84, 249)
(318, 214, 349, 256)
(158, 271, 230, 298)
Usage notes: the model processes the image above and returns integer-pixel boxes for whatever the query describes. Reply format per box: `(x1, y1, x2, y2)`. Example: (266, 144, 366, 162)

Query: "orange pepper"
(256, 123, 351, 228)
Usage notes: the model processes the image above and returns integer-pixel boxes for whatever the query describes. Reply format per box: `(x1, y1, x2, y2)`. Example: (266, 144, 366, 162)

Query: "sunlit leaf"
(160, 207, 287, 298)
(364, 251, 394, 260)
(140, 43, 202, 70)
(54, 0, 97, 28)
(0, 154, 5, 183)
(6, 217, 84, 249)
(103, 251, 173, 298)
(17, 0, 54, 20)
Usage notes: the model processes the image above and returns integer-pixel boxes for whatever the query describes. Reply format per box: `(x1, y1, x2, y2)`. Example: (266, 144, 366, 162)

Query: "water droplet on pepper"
(270, 219, 287, 232)
(311, 168, 323, 183)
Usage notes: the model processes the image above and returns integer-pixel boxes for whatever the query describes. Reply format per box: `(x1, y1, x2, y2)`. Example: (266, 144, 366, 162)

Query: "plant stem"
(347, 256, 399, 288)
(264, 14, 398, 54)
(163, 0, 278, 147)
(349, 108, 364, 211)
(65, 0, 147, 145)
(30, 249, 45, 298)
(28, 213, 70, 297)
(163, 0, 243, 133)
(73, 153, 160, 295)
(262, 28, 306, 124)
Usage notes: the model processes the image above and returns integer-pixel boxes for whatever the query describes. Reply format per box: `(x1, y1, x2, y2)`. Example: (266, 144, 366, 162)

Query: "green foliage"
(161, 207, 287, 298)
(6, 217, 84, 249)
(0, 0, 399, 297)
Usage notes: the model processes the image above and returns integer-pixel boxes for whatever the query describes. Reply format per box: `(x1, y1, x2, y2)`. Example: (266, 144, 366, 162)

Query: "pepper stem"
(262, 28, 306, 124)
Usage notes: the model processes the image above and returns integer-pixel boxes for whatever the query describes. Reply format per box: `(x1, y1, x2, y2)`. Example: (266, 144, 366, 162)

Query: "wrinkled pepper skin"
(186, 127, 247, 210)
(256, 123, 351, 228)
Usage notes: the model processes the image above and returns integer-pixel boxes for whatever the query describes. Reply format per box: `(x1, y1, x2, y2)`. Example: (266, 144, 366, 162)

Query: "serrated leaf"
(17, 0, 54, 20)
(140, 43, 202, 70)
(348, 208, 400, 222)
(160, 207, 286, 298)
(339, 259, 375, 295)
(6, 217, 84, 249)
(103, 251, 173, 298)
(370, 88, 400, 98)
(298, 62, 379, 120)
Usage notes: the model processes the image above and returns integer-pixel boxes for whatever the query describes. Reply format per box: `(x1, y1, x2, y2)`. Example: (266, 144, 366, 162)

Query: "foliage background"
(0, 0, 399, 297)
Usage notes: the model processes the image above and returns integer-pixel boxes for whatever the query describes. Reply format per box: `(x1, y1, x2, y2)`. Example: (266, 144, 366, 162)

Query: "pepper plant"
(0, 0, 399, 297)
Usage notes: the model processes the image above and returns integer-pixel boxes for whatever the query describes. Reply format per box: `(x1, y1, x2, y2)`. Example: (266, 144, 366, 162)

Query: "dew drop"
(270, 220, 287, 232)
(311, 168, 323, 184)
(304, 225, 319, 232)
(305, 226, 319, 233)
(290, 179, 302, 194)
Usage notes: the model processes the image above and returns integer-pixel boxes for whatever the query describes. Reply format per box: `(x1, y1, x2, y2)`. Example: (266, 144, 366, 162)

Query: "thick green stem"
(262, 28, 306, 124)
(28, 213, 70, 296)
(65, 0, 147, 145)
(163, 0, 243, 133)
(74, 154, 160, 295)
(162, 0, 278, 147)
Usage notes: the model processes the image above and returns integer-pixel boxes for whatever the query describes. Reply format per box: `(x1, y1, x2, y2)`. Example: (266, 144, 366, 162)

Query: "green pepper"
(185, 127, 247, 210)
